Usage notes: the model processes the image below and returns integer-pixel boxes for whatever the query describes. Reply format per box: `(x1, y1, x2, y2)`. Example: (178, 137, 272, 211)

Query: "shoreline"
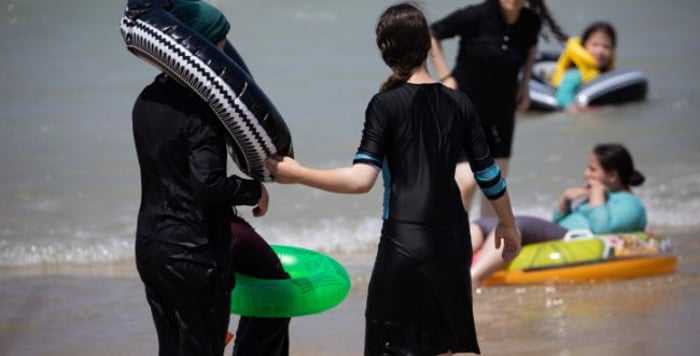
(0, 225, 693, 279)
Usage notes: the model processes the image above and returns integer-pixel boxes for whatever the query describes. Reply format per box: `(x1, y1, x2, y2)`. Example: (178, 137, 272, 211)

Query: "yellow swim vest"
(550, 37, 615, 87)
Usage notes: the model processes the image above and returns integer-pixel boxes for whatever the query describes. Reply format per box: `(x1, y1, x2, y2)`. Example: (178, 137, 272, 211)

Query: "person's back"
(132, 74, 263, 355)
(127, 1, 279, 354)
(265, 4, 522, 353)
(133, 74, 237, 261)
(367, 83, 482, 224)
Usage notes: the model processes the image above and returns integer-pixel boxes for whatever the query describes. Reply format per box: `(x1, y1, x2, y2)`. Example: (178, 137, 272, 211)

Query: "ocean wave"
(1, 204, 696, 267)
(253, 216, 383, 254)
(0, 237, 133, 266)
(0, 217, 384, 267)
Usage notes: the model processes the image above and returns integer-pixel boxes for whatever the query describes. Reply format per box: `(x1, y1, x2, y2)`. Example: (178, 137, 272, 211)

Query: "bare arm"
(487, 192, 521, 262)
(586, 179, 607, 208)
(556, 185, 589, 215)
(430, 36, 458, 89)
(266, 156, 380, 194)
(516, 45, 538, 112)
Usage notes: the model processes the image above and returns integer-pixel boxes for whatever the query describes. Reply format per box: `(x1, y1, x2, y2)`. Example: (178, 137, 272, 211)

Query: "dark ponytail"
(381, 69, 414, 93)
(526, 0, 568, 44)
(593, 143, 645, 188)
(376, 2, 431, 92)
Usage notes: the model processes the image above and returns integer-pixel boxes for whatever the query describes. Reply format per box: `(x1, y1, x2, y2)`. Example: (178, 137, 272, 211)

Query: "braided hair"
(527, 0, 568, 44)
(376, 2, 431, 92)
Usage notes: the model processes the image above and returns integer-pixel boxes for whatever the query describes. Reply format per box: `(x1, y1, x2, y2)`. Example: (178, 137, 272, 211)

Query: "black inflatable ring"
(120, 0, 293, 181)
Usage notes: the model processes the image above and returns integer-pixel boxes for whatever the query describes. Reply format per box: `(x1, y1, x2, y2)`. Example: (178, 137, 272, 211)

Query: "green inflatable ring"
(230, 245, 351, 317)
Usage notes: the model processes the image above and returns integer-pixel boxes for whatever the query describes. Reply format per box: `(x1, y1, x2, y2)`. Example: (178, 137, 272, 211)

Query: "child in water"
(267, 3, 521, 354)
(551, 21, 617, 111)
(470, 143, 646, 285)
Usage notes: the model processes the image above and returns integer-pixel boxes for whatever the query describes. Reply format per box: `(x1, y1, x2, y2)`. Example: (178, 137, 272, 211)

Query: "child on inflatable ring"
(551, 21, 617, 111)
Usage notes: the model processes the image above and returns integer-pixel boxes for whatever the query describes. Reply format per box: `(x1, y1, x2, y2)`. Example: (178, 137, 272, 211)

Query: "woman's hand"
(265, 156, 302, 184)
(566, 103, 584, 112)
(586, 178, 606, 194)
(563, 186, 589, 201)
(557, 185, 588, 214)
(494, 222, 521, 263)
(586, 178, 607, 207)
(566, 103, 604, 113)
(253, 183, 269, 217)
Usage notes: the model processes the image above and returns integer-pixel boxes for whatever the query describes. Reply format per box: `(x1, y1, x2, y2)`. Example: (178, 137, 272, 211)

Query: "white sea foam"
(0, 237, 133, 266)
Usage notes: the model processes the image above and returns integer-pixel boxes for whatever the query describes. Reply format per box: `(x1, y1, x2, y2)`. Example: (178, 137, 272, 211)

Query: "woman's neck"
(607, 183, 630, 193)
(501, 8, 521, 25)
(614, 187, 631, 193)
(406, 64, 435, 84)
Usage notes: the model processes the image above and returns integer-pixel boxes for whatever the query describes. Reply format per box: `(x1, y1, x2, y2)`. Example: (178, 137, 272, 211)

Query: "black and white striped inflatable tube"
(528, 52, 649, 112)
(120, 0, 293, 181)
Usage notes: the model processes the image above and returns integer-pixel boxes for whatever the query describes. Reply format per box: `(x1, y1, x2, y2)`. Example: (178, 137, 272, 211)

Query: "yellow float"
(481, 231, 677, 286)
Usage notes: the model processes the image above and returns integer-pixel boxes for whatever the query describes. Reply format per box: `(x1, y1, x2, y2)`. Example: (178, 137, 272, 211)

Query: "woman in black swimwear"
(267, 3, 521, 355)
(430, 0, 566, 217)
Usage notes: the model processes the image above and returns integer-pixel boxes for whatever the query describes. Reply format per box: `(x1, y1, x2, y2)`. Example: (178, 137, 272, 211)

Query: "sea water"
(1, 0, 698, 266)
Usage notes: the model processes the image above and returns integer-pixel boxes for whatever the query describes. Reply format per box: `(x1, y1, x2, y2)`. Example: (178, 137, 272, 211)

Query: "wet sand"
(1, 229, 699, 355)
(0, 267, 368, 356)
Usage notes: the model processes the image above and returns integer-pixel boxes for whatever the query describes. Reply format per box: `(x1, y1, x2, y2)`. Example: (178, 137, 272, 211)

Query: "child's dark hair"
(582, 21, 617, 48)
(527, 0, 568, 44)
(376, 2, 431, 92)
(593, 143, 644, 188)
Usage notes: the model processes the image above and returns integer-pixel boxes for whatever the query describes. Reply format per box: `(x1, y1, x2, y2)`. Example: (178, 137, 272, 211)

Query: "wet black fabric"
(136, 237, 232, 356)
(229, 218, 291, 356)
(133, 74, 262, 265)
(355, 83, 494, 224)
(132, 74, 263, 355)
(431, 0, 541, 157)
(364, 220, 478, 355)
(354, 83, 489, 355)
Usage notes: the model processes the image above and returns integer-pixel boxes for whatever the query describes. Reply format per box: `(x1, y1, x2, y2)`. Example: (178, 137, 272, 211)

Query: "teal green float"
(230, 245, 351, 317)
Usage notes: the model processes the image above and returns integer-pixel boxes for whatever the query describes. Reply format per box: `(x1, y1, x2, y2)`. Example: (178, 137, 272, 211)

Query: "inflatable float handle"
(563, 229, 594, 241)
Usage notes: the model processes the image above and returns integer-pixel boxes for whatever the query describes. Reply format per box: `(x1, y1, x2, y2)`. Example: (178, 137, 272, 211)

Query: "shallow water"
(473, 230, 700, 355)
(0, 231, 697, 355)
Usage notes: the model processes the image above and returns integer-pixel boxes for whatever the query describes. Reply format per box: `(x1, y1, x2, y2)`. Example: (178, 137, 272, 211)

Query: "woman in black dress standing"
(430, 0, 566, 217)
(267, 3, 521, 354)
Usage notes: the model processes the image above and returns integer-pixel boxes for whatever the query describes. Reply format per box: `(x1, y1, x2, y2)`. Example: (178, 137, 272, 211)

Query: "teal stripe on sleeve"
(474, 164, 500, 183)
(481, 178, 506, 198)
(354, 153, 382, 165)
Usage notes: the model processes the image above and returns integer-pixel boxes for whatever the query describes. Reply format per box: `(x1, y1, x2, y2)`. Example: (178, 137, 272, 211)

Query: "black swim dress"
(353, 83, 506, 355)
(431, 0, 541, 158)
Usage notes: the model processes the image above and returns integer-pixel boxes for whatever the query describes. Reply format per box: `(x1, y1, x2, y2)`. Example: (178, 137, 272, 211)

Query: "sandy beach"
(1, 229, 699, 356)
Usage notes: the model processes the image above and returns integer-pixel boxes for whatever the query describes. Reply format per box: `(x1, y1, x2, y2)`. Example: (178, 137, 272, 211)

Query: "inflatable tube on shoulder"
(120, 0, 293, 181)
(230, 245, 351, 317)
